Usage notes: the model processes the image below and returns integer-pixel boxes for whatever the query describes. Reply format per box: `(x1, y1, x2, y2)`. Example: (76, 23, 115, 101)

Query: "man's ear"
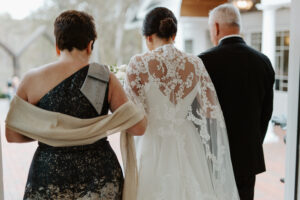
(215, 22, 220, 36)
(87, 40, 93, 55)
(56, 45, 60, 56)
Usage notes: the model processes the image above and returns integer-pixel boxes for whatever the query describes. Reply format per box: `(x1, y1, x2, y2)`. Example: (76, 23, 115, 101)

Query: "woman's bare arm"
(5, 72, 34, 143)
(108, 73, 147, 136)
(6, 128, 34, 143)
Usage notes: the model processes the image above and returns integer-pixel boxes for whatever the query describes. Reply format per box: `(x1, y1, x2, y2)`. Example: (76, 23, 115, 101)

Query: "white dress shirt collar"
(218, 34, 242, 45)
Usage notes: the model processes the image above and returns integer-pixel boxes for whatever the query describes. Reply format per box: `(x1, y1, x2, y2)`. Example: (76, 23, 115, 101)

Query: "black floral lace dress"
(23, 65, 123, 200)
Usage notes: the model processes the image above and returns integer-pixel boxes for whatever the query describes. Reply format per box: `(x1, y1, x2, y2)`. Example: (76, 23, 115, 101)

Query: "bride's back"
(126, 43, 202, 112)
(125, 7, 240, 200)
(125, 43, 239, 200)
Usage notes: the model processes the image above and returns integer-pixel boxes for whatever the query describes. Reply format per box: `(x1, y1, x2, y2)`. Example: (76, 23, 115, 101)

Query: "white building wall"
(179, 17, 211, 54)
(242, 8, 290, 37)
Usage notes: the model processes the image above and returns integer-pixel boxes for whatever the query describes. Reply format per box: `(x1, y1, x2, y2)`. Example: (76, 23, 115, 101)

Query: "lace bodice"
(126, 44, 202, 106)
(126, 44, 224, 124)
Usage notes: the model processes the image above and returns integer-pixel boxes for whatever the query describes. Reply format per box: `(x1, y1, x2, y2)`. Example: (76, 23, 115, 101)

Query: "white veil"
(186, 63, 240, 200)
(124, 44, 239, 200)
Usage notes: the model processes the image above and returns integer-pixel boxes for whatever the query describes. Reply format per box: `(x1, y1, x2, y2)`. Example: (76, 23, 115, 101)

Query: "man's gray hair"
(208, 3, 242, 29)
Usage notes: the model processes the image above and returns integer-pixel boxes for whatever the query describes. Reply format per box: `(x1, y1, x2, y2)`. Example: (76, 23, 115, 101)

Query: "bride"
(125, 7, 240, 200)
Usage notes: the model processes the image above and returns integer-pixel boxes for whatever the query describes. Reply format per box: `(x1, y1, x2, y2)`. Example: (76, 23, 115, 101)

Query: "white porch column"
(285, 0, 300, 198)
(261, 7, 276, 66)
(257, 1, 291, 119)
(257, 0, 291, 67)
(256, 2, 278, 67)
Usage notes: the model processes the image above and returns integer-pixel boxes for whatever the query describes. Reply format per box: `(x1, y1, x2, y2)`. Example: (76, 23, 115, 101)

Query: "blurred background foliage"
(0, 0, 142, 90)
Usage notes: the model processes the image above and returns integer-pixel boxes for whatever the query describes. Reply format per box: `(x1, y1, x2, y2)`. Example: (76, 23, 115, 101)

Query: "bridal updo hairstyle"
(143, 7, 177, 39)
(54, 10, 97, 51)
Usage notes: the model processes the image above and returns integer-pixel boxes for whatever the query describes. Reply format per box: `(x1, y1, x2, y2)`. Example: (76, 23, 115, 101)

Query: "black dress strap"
(80, 63, 110, 115)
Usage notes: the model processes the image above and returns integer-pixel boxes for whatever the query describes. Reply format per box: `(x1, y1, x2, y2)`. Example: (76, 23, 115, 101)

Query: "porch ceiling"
(180, 0, 228, 17)
(180, 0, 261, 17)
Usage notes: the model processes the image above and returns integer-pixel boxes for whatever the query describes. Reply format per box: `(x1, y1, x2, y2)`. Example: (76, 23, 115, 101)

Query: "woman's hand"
(5, 128, 34, 143)
(126, 116, 147, 136)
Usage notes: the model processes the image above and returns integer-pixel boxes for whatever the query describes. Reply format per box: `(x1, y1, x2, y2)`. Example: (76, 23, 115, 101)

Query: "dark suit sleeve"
(260, 62, 275, 143)
(198, 54, 214, 82)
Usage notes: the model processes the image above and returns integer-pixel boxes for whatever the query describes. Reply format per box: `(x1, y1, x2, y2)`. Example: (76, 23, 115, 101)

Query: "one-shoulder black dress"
(23, 65, 123, 200)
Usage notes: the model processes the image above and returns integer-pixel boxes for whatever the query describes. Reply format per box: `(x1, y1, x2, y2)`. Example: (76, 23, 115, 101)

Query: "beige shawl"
(5, 95, 143, 200)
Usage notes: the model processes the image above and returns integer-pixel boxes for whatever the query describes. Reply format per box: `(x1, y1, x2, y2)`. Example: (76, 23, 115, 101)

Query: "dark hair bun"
(143, 7, 178, 39)
(158, 17, 177, 38)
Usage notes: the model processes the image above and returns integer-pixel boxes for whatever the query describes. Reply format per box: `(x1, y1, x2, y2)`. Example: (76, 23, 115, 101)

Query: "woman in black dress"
(5, 10, 147, 200)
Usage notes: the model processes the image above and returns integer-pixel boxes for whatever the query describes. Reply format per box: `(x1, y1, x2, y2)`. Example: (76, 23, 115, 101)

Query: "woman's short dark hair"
(54, 10, 97, 51)
(143, 7, 177, 39)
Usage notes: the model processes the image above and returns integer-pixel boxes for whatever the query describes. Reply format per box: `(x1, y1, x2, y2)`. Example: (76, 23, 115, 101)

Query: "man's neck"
(218, 34, 242, 45)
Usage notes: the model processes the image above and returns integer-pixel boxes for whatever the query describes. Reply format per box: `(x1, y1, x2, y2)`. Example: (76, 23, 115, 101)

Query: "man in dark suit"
(198, 4, 275, 200)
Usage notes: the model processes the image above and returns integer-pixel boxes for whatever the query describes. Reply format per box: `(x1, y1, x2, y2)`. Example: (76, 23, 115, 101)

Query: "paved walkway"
(0, 99, 286, 200)
(255, 126, 286, 200)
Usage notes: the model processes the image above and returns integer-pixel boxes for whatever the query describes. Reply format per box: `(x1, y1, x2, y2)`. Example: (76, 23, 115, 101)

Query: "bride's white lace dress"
(125, 44, 240, 200)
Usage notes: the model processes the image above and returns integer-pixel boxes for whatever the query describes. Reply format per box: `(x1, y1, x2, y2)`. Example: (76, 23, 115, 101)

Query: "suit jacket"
(199, 36, 275, 177)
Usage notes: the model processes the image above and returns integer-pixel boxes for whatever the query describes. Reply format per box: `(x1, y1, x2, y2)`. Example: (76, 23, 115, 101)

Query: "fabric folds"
(5, 95, 144, 200)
